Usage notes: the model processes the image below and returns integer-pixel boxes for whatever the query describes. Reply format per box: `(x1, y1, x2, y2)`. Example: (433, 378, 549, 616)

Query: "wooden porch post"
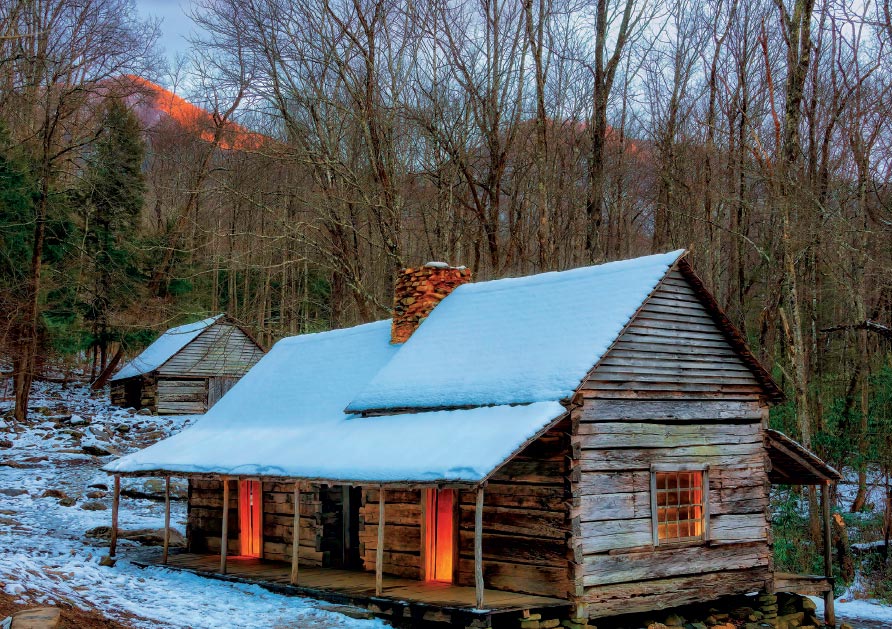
(376, 487, 385, 596)
(822, 481, 835, 627)
(162, 476, 171, 565)
(109, 475, 121, 558)
(220, 477, 230, 574)
(290, 483, 300, 585)
(474, 485, 485, 610)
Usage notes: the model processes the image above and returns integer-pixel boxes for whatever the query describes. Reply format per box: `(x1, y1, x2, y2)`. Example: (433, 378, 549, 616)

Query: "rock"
(0, 488, 27, 497)
(9, 606, 61, 628)
(80, 501, 107, 511)
(68, 414, 88, 425)
(59, 429, 84, 439)
(88, 483, 109, 491)
(520, 621, 540, 629)
(137, 408, 152, 415)
(541, 621, 560, 629)
(664, 614, 685, 627)
(99, 555, 116, 567)
(41, 489, 67, 499)
(0, 439, 13, 449)
(840, 623, 853, 629)
(115, 423, 130, 433)
(86, 490, 105, 499)
(688, 623, 707, 629)
(561, 621, 588, 629)
(800, 598, 816, 612)
(58, 497, 76, 507)
(85, 526, 185, 547)
(82, 444, 115, 456)
(647, 624, 668, 629)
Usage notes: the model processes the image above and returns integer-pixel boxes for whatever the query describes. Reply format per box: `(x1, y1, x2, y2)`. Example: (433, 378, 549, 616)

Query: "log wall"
(186, 480, 327, 565)
(359, 488, 423, 579)
(456, 420, 573, 599)
(156, 378, 207, 415)
(574, 269, 773, 618)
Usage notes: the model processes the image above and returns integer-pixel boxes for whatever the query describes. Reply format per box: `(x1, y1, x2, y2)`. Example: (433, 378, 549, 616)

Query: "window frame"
(650, 464, 710, 547)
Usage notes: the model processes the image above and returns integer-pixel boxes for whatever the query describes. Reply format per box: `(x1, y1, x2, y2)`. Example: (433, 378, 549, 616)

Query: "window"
(651, 468, 708, 545)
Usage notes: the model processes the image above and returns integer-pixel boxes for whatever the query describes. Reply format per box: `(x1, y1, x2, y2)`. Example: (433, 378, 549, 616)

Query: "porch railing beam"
(220, 477, 230, 574)
(376, 487, 385, 596)
(290, 482, 300, 585)
(474, 484, 485, 610)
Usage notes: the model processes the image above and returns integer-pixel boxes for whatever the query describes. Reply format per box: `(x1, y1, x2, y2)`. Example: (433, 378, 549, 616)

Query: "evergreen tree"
(80, 97, 147, 375)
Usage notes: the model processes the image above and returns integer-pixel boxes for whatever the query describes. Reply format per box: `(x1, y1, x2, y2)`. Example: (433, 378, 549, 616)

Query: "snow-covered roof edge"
(110, 314, 224, 382)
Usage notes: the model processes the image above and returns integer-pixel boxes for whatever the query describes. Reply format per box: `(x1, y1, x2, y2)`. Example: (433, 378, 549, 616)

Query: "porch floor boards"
(133, 551, 569, 616)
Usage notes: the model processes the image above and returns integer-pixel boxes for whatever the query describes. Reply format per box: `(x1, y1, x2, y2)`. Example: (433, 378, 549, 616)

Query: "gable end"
(583, 259, 783, 404)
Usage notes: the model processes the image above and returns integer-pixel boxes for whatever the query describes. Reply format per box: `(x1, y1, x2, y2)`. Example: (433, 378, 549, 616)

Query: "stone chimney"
(391, 262, 471, 344)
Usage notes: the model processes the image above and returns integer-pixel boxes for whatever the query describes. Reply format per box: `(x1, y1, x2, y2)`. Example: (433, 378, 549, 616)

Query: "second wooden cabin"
(109, 315, 264, 415)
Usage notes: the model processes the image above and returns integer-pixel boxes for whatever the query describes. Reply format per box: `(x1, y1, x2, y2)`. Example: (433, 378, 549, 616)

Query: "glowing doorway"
(423, 488, 455, 582)
(238, 480, 263, 557)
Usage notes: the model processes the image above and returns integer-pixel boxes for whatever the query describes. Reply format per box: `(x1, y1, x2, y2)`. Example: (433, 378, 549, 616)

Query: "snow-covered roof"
(111, 315, 223, 382)
(105, 320, 567, 482)
(346, 250, 685, 412)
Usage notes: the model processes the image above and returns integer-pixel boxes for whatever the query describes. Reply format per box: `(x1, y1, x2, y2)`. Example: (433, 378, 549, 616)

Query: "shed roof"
(766, 429, 842, 484)
(111, 315, 223, 382)
(105, 320, 568, 482)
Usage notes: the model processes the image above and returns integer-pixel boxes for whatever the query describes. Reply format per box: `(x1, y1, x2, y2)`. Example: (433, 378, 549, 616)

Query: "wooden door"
(423, 488, 456, 582)
(238, 480, 263, 557)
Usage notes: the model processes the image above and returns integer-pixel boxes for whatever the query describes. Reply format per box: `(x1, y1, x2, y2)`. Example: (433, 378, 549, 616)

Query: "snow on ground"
(0, 381, 385, 628)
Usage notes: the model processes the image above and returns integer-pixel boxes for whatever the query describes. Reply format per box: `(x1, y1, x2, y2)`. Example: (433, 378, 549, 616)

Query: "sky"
(135, 0, 196, 65)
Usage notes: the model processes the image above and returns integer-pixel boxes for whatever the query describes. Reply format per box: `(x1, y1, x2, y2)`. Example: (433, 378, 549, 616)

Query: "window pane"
(654, 471, 705, 543)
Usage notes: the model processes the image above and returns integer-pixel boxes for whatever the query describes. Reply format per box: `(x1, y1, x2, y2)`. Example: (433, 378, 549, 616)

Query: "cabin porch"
(766, 429, 843, 626)
(129, 550, 570, 626)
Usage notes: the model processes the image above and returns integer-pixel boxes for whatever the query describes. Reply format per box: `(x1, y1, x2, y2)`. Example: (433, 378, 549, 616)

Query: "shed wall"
(573, 269, 772, 618)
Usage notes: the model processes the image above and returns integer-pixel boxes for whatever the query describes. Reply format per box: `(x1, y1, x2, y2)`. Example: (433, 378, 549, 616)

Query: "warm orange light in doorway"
(238, 480, 263, 557)
(424, 488, 455, 582)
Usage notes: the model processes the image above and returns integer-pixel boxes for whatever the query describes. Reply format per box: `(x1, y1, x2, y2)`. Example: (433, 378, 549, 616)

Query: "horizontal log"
(711, 513, 769, 543)
(573, 471, 650, 496)
(581, 567, 771, 618)
(581, 389, 763, 402)
(574, 422, 761, 448)
(578, 399, 764, 422)
(578, 518, 653, 554)
(457, 559, 570, 599)
(579, 442, 764, 472)
(458, 530, 570, 566)
(583, 541, 769, 586)
(458, 505, 568, 539)
(574, 491, 650, 522)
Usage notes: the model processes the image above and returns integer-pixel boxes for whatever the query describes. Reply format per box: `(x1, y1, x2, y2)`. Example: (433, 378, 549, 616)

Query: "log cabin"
(104, 252, 841, 627)
(109, 315, 264, 415)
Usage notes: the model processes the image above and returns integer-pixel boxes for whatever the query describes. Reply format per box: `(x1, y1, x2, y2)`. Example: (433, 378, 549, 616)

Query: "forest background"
(2, 0, 892, 597)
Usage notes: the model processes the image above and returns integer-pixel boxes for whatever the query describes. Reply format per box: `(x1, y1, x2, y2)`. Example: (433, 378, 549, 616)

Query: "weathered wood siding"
(157, 322, 263, 378)
(456, 420, 573, 599)
(156, 378, 207, 415)
(187, 479, 240, 555)
(186, 480, 326, 564)
(359, 488, 423, 579)
(573, 269, 772, 618)
(110, 374, 157, 412)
